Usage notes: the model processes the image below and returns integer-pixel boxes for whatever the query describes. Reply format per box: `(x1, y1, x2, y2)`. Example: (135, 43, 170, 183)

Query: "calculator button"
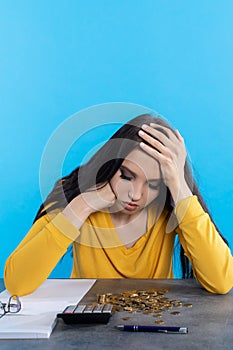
(74, 304, 86, 313)
(83, 305, 95, 313)
(93, 304, 105, 313)
(103, 304, 113, 313)
(64, 305, 77, 313)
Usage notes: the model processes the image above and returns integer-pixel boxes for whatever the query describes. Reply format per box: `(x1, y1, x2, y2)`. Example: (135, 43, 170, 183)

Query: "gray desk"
(0, 279, 233, 350)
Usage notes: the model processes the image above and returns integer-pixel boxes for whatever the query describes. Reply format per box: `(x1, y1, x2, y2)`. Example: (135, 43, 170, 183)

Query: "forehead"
(122, 147, 161, 180)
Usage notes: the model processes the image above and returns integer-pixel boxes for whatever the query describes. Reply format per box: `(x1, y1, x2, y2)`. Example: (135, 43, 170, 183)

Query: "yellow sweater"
(4, 196, 233, 296)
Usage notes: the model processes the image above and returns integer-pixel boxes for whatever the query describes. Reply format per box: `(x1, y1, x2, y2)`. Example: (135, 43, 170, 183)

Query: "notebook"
(0, 279, 96, 339)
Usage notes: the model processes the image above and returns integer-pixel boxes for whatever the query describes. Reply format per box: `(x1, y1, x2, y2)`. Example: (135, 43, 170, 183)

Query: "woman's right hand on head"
(62, 183, 116, 229)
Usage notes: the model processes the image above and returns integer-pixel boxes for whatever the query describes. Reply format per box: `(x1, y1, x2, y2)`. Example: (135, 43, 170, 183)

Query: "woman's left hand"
(138, 123, 193, 204)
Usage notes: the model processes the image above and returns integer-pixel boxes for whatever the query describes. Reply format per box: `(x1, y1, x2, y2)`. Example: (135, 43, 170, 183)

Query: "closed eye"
(120, 169, 133, 181)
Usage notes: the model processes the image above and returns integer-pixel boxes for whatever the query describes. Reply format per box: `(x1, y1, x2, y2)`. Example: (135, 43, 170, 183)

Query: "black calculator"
(57, 303, 114, 324)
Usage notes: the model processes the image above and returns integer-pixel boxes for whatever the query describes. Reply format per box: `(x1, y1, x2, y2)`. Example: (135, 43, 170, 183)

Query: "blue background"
(1, 1, 233, 278)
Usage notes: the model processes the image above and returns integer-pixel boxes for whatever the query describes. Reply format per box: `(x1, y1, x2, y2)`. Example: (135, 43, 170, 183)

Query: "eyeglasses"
(0, 295, 21, 318)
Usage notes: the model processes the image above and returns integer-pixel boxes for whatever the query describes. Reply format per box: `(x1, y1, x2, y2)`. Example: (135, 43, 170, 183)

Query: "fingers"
(138, 129, 170, 158)
(138, 123, 187, 201)
(142, 123, 180, 145)
(138, 123, 186, 166)
(139, 124, 184, 151)
(173, 129, 184, 142)
(139, 141, 169, 164)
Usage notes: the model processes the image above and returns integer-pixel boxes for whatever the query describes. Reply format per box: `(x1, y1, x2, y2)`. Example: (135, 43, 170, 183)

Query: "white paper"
(0, 279, 96, 339)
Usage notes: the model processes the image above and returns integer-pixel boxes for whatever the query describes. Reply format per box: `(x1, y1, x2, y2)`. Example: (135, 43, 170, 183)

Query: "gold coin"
(183, 303, 193, 308)
(95, 289, 192, 317)
(97, 294, 106, 303)
(170, 311, 180, 315)
(155, 319, 165, 324)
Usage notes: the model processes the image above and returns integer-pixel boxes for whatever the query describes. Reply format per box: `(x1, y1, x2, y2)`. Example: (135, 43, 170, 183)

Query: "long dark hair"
(34, 113, 228, 278)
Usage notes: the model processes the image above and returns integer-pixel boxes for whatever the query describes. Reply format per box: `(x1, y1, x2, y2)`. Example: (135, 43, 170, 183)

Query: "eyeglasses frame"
(0, 295, 21, 318)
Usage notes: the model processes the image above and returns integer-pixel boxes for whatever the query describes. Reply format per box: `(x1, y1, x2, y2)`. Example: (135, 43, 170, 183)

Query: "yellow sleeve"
(175, 196, 233, 294)
(4, 211, 80, 296)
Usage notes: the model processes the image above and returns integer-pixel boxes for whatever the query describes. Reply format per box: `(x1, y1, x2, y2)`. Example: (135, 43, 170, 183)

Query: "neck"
(109, 208, 147, 226)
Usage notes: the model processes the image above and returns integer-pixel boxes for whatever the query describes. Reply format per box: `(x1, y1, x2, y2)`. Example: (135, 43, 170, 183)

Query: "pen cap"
(179, 328, 188, 334)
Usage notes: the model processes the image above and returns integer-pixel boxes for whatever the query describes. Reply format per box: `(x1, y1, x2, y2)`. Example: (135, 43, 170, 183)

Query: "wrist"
(169, 178, 193, 205)
(62, 195, 93, 229)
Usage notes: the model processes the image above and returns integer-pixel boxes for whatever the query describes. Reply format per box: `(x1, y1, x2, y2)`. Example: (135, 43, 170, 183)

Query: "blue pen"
(116, 325, 188, 334)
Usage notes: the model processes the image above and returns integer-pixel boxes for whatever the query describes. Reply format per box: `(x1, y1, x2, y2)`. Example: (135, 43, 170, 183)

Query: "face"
(109, 147, 165, 215)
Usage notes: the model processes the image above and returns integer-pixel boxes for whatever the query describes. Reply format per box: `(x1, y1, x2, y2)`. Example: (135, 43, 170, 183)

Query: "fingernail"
(142, 124, 148, 129)
(138, 130, 144, 136)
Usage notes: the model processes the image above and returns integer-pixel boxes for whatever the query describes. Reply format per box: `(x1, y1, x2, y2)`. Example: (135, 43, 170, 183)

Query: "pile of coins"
(96, 288, 190, 315)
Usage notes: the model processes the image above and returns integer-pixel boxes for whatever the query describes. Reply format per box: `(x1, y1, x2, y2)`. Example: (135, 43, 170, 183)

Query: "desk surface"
(0, 279, 233, 350)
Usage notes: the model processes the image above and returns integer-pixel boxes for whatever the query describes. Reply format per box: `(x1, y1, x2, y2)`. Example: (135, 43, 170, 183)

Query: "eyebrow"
(120, 165, 161, 183)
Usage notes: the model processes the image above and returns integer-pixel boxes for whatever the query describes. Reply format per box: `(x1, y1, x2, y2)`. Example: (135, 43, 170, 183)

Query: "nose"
(128, 183, 144, 202)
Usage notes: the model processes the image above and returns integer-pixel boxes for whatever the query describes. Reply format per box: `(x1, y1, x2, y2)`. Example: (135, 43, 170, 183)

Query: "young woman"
(4, 114, 233, 296)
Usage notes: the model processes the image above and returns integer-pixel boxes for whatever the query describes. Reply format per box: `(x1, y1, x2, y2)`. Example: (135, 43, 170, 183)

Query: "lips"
(123, 202, 139, 211)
